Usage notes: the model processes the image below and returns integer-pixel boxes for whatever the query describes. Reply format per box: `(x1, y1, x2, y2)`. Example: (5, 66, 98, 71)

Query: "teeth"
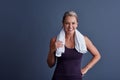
(69, 29, 73, 31)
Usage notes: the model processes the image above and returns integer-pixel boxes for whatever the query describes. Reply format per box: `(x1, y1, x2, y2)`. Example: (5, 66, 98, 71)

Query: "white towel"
(56, 28, 87, 57)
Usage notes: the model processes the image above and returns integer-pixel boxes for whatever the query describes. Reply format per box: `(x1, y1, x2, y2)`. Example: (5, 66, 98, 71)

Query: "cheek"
(63, 24, 68, 28)
(74, 24, 78, 29)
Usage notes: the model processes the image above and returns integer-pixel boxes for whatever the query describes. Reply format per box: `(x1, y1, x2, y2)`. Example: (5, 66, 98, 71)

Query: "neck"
(65, 33, 75, 41)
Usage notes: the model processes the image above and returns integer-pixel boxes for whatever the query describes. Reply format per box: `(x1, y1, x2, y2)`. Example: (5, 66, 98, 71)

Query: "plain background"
(0, 0, 120, 80)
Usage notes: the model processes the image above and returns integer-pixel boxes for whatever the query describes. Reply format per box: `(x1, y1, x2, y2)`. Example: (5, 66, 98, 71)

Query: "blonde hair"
(62, 11, 78, 23)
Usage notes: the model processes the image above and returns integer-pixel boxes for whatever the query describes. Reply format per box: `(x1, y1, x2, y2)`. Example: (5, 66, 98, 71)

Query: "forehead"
(64, 16, 77, 22)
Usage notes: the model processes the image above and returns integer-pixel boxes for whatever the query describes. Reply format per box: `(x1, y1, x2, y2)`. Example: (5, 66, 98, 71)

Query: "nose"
(69, 23, 72, 28)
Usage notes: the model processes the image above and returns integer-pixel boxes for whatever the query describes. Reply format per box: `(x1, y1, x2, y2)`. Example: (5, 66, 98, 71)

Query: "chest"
(65, 40, 75, 49)
(58, 47, 83, 60)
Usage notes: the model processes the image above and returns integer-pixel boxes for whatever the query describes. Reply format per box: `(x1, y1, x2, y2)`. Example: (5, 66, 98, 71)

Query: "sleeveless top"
(52, 46, 83, 80)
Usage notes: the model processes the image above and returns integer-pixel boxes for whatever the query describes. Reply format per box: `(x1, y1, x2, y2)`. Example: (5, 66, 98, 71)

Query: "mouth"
(68, 29, 73, 31)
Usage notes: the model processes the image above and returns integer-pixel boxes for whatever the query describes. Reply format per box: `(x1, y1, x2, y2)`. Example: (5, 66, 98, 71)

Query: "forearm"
(47, 51, 56, 68)
(82, 36, 101, 74)
(84, 54, 101, 71)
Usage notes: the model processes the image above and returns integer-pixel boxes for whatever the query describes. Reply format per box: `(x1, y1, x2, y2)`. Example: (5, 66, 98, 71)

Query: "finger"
(55, 42, 64, 48)
(82, 74, 85, 77)
(56, 41, 63, 45)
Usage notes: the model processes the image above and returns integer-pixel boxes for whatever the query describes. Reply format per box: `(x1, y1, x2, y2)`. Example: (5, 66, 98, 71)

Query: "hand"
(55, 41, 64, 49)
(81, 67, 89, 75)
(50, 41, 64, 54)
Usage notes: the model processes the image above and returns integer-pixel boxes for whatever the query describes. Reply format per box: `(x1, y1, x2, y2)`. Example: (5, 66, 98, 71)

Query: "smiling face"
(63, 16, 78, 34)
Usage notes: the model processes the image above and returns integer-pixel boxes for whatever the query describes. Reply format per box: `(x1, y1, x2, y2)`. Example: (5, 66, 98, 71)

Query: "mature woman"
(47, 11, 101, 80)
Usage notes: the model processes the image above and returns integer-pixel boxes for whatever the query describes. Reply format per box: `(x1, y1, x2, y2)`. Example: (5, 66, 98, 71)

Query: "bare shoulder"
(84, 35, 93, 46)
(50, 37, 56, 43)
(84, 35, 90, 42)
(84, 35, 88, 39)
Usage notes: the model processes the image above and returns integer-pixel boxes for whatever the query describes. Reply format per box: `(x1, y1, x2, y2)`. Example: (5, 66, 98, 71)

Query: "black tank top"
(52, 46, 83, 80)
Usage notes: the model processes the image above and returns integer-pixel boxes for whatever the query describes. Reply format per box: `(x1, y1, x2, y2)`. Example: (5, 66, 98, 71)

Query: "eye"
(72, 22, 75, 25)
(65, 22, 69, 25)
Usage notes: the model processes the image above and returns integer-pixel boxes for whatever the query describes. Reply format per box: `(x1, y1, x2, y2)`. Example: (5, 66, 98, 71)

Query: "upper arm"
(84, 36, 100, 56)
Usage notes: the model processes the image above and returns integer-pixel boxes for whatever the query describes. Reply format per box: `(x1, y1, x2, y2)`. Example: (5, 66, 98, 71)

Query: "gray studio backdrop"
(0, 0, 120, 80)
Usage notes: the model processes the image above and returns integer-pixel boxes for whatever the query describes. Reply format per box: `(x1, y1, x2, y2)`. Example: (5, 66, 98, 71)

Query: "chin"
(67, 30, 75, 34)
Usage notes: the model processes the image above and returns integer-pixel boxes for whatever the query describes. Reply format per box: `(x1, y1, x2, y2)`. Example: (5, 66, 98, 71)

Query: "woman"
(47, 11, 101, 80)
